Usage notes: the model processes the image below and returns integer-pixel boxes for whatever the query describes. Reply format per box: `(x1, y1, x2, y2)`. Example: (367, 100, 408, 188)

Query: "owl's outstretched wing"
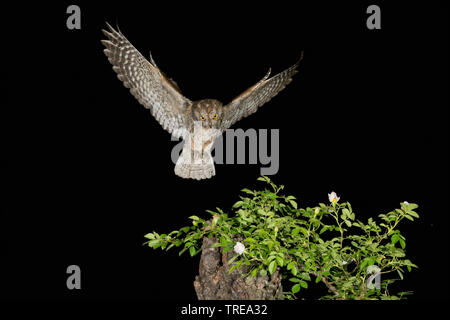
(220, 53, 303, 131)
(101, 23, 192, 138)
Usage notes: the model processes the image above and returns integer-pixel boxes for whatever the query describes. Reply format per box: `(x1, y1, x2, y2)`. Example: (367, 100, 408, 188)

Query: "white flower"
(314, 207, 320, 215)
(233, 242, 245, 255)
(328, 191, 340, 204)
(404, 201, 409, 205)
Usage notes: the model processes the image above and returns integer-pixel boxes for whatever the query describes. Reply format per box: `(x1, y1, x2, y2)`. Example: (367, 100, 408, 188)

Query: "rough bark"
(193, 235, 283, 300)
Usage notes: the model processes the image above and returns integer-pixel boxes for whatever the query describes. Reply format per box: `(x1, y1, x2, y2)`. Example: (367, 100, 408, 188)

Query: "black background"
(3, 0, 449, 306)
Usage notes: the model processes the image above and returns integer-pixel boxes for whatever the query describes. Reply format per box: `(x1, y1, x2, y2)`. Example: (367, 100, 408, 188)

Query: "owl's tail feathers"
(174, 158, 215, 180)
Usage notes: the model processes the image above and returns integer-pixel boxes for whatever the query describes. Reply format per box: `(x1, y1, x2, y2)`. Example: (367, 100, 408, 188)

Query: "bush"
(145, 176, 418, 300)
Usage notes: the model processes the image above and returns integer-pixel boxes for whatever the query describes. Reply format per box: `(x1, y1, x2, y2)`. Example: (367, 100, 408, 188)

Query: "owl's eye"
(212, 114, 218, 119)
(200, 116, 206, 121)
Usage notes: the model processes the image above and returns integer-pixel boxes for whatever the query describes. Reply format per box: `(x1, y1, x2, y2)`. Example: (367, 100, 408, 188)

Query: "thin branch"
(311, 270, 342, 299)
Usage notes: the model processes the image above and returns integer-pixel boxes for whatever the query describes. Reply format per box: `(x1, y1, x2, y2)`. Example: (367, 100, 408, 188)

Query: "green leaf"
(241, 188, 254, 195)
(287, 262, 294, 270)
(289, 200, 298, 209)
(245, 237, 255, 244)
(293, 227, 308, 237)
(232, 201, 244, 208)
(268, 260, 277, 274)
(289, 277, 299, 283)
(360, 257, 374, 271)
(260, 269, 267, 277)
(299, 280, 308, 289)
(344, 220, 352, 227)
(291, 284, 301, 294)
(147, 239, 160, 247)
(342, 208, 350, 217)
(180, 226, 190, 233)
(223, 246, 232, 253)
(276, 256, 284, 267)
(319, 225, 330, 234)
(391, 234, 400, 245)
(399, 238, 406, 249)
(189, 215, 200, 221)
(144, 233, 155, 239)
(299, 227, 309, 236)
(291, 266, 298, 276)
(299, 272, 311, 281)
(267, 193, 276, 199)
(390, 248, 406, 258)
(403, 259, 418, 271)
(397, 269, 404, 280)
(408, 210, 419, 218)
(189, 246, 196, 256)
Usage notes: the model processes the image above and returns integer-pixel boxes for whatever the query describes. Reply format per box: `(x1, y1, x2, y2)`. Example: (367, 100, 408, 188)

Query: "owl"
(101, 23, 302, 180)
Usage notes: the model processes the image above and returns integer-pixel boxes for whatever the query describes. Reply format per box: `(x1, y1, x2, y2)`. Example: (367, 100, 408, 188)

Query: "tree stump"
(193, 235, 283, 300)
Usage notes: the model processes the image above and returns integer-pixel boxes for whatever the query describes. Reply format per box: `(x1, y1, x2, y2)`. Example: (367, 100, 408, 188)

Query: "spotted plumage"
(101, 23, 303, 180)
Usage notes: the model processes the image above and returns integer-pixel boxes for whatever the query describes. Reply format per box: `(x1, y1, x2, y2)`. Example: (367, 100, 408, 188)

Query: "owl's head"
(192, 99, 223, 128)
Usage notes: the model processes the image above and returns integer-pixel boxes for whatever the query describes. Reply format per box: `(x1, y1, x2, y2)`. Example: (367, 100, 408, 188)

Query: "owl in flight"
(101, 23, 302, 180)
